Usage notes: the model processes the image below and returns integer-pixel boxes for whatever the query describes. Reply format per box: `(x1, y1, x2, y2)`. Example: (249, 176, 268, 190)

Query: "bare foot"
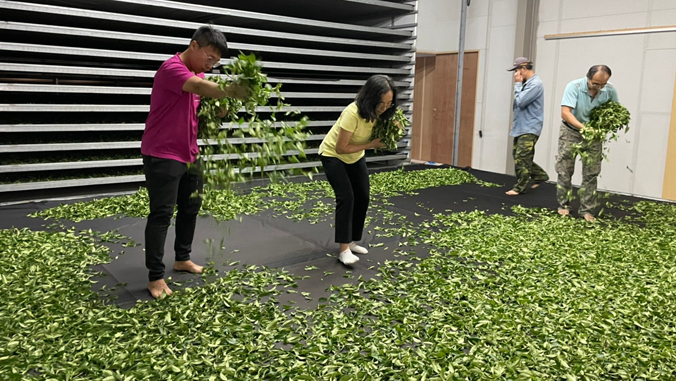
(558, 208, 570, 216)
(531, 183, 541, 189)
(173, 260, 203, 274)
(583, 213, 596, 222)
(148, 279, 172, 299)
(505, 190, 519, 196)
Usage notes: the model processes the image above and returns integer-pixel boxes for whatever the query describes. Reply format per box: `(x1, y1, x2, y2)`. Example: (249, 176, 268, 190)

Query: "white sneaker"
(339, 249, 360, 265)
(349, 242, 369, 255)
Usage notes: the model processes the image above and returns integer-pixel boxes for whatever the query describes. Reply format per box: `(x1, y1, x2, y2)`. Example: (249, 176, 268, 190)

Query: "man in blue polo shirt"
(556, 65, 619, 222)
(506, 57, 548, 196)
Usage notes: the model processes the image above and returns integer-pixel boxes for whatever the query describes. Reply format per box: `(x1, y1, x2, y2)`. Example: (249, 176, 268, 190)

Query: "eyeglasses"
(378, 101, 394, 109)
(589, 81, 607, 89)
(199, 46, 220, 65)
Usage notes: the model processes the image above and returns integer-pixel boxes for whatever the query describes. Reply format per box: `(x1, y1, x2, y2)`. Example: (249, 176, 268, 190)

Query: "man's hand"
(514, 71, 523, 83)
(225, 82, 250, 100)
(216, 106, 227, 118)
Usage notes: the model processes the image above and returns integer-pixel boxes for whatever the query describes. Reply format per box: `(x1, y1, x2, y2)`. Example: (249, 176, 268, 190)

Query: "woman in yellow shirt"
(318, 75, 398, 265)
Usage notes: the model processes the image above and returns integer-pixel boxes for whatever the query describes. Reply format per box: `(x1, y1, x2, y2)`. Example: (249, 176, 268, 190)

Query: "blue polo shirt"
(561, 77, 619, 124)
(511, 74, 544, 137)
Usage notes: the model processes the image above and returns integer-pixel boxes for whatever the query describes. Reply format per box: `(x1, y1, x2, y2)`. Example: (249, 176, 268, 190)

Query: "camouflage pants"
(511, 134, 548, 193)
(555, 123, 602, 215)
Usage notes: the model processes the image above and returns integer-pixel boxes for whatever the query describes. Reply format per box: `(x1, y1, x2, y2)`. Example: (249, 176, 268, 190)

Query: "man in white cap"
(506, 57, 548, 196)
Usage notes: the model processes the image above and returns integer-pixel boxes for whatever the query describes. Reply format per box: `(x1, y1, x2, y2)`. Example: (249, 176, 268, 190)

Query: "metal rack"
(0, 0, 416, 196)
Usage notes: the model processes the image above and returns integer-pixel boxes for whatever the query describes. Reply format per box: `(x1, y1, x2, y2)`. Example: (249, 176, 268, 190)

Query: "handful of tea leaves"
(371, 108, 409, 152)
(570, 100, 631, 177)
(197, 53, 312, 190)
(582, 101, 630, 142)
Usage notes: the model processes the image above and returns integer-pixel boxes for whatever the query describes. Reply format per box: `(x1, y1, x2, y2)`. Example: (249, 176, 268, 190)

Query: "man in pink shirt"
(141, 26, 247, 299)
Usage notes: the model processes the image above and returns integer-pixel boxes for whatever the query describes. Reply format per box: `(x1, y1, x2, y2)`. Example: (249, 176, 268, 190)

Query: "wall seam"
(477, 0, 495, 169)
(628, 3, 651, 194)
(544, 0, 563, 173)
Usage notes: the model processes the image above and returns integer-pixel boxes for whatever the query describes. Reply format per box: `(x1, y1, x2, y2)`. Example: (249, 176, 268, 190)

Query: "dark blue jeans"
(143, 155, 203, 281)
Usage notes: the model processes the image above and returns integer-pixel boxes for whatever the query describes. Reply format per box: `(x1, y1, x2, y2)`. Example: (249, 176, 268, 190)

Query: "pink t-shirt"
(141, 53, 204, 163)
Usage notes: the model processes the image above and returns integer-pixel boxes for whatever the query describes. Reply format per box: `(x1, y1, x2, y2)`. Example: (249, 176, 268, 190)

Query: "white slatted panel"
(0, 0, 416, 196)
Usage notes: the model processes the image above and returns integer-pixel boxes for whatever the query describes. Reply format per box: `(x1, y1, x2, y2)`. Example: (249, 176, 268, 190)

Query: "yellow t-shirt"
(318, 102, 375, 164)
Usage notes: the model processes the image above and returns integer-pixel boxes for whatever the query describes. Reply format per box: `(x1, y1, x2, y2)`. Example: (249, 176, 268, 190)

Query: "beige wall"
(416, 0, 520, 173)
(417, 0, 676, 200)
(663, 79, 676, 201)
(535, 0, 676, 199)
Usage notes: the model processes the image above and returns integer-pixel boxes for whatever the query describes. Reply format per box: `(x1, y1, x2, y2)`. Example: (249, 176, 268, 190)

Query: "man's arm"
(182, 77, 248, 100)
(561, 106, 584, 130)
(610, 87, 620, 103)
(514, 79, 543, 109)
(560, 81, 585, 130)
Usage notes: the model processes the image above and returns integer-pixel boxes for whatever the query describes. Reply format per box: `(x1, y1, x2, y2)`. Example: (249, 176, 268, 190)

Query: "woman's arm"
(335, 128, 384, 154)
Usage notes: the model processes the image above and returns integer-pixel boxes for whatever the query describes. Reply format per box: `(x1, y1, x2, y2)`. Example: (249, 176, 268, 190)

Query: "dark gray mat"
(1, 165, 656, 309)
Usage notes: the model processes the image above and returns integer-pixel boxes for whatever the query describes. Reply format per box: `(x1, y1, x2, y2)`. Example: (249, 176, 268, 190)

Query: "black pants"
(320, 155, 370, 243)
(143, 155, 203, 281)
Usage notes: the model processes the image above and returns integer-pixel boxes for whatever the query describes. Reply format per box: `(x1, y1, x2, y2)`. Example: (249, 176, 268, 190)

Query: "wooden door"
(411, 52, 478, 167)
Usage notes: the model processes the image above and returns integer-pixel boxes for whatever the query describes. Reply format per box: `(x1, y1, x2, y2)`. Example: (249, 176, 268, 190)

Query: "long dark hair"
(355, 75, 398, 122)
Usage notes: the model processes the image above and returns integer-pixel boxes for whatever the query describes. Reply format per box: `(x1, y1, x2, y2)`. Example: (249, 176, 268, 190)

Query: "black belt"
(562, 120, 579, 132)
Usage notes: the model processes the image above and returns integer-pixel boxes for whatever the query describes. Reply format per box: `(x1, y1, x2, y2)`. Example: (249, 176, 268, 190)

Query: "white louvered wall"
(0, 0, 416, 199)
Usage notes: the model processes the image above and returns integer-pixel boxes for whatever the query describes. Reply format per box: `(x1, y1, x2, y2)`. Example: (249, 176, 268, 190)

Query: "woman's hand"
(370, 138, 386, 149)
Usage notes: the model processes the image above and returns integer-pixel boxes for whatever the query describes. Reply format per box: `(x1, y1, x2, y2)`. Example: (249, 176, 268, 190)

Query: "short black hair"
(355, 75, 398, 122)
(523, 63, 534, 70)
(192, 25, 228, 57)
(587, 65, 612, 79)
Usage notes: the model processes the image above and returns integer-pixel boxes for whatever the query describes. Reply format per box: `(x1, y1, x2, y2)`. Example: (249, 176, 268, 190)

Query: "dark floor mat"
(0, 164, 662, 308)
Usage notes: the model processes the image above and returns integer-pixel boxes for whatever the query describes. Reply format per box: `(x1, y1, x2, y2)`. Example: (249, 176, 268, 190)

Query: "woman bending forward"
(318, 75, 398, 265)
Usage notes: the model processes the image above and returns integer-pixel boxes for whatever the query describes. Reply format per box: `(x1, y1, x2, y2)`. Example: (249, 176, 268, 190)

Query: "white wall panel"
(491, 0, 518, 27)
(633, 113, 671, 197)
(436, 0, 461, 21)
(533, 21, 560, 172)
(651, 0, 676, 11)
(416, 0, 518, 172)
(640, 49, 676, 113)
(561, 0, 649, 20)
(537, 20, 559, 39)
(468, 0, 491, 19)
(560, 34, 644, 108)
(597, 127, 637, 193)
(464, 16, 490, 50)
(535, 0, 675, 199)
(416, 0, 439, 52)
(479, 24, 517, 172)
(532, 38, 558, 170)
(472, 102, 484, 167)
(433, 19, 460, 51)
(539, 0, 561, 22)
(647, 9, 676, 50)
(418, 0, 675, 199)
(558, 13, 648, 34)
(474, 48, 487, 103)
